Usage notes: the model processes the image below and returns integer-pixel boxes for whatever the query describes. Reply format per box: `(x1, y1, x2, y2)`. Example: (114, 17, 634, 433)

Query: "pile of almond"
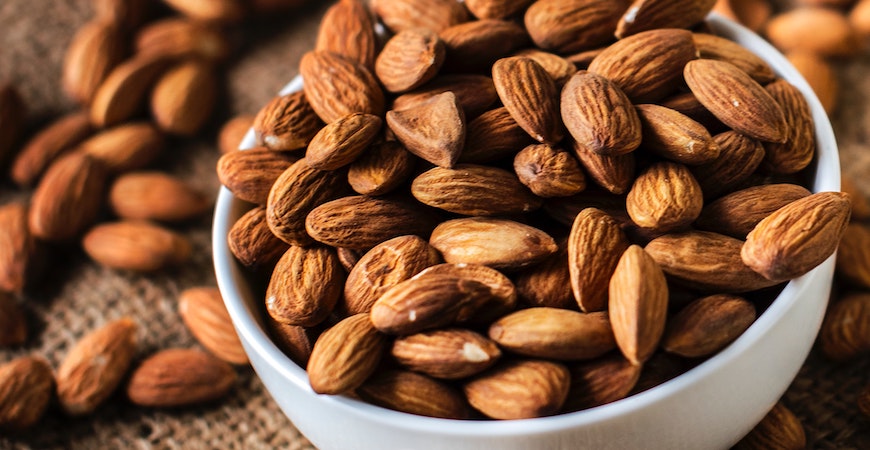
(219, 0, 856, 423)
(0, 0, 309, 433)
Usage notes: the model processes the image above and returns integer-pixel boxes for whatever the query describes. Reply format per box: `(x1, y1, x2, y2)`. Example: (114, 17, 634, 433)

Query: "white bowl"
(213, 15, 840, 450)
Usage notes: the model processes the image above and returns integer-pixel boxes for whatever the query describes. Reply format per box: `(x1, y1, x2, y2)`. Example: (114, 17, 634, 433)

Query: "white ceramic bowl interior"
(213, 14, 841, 450)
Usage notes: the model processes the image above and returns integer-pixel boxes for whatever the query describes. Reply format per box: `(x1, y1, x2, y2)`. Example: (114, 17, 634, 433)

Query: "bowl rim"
(213, 13, 841, 435)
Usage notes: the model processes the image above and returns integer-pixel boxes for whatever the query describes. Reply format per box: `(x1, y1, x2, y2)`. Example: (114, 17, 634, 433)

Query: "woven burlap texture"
(0, 0, 868, 448)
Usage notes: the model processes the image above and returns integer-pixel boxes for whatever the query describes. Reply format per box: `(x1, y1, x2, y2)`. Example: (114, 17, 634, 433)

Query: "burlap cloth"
(0, 1, 867, 448)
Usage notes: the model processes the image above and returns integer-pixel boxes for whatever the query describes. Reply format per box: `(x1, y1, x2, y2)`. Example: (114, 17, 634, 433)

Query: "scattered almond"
(179, 287, 248, 365)
(126, 348, 236, 408)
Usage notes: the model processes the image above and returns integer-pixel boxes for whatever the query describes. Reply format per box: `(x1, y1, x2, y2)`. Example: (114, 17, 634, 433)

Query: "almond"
(387, 91, 466, 168)
(219, 115, 255, 154)
(411, 164, 542, 216)
(785, 51, 838, 115)
(696, 184, 812, 239)
(151, 59, 218, 136)
(635, 104, 719, 165)
(851, 0, 870, 37)
(11, 111, 93, 187)
(300, 51, 385, 123)
(819, 293, 870, 361)
(392, 74, 497, 120)
(266, 245, 343, 327)
(316, 0, 377, 69)
(218, 147, 299, 206)
(375, 28, 445, 93)
(662, 294, 756, 358)
(62, 19, 126, 105)
(56, 318, 138, 416)
(569, 137, 636, 195)
(109, 172, 211, 223)
(305, 195, 438, 249)
(307, 314, 388, 394)
(766, 7, 861, 57)
(344, 235, 441, 315)
(0, 356, 54, 430)
(761, 79, 815, 175)
(83, 221, 192, 272)
(90, 54, 171, 127)
(347, 140, 416, 196)
(465, 0, 536, 19)
(684, 59, 788, 144)
(0, 293, 27, 347)
(463, 359, 570, 419)
(588, 29, 697, 103)
(253, 91, 324, 152)
(512, 49, 576, 87)
(74, 121, 165, 174)
(492, 56, 563, 144)
(0, 203, 39, 295)
(358, 370, 472, 419)
(646, 231, 781, 292)
(415, 263, 518, 324)
(135, 18, 230, 61)
(489, 308, 616, 360)
(267, 318, 314, 366)
(29, 152, 107, 242)
(615, 0, 716, 38)
(370, 0, 469, 34)
(609, 245, 669, 365)
(126, 348, 236, 407)
(563, 354, 641, 412)
(461, 107, 535, 164)
(691, 130, 765, 199)
(306, 113, 382, 170)
(734, 402, 806, 450)
(841, 175, 870, 221)
(835, 223, 870, 289)
(626, 162, 703, 232)
(514, 241, 575, 309)
(429, 217, 557, 271)
(693, 32, 776, 84)
(179, 287, 248, 365)
(228, 206, 289, 271)
(568, 207, 631, 312)
(712, 0, 772, 32)
(163, 0, 247, 23)
(524, 0, 628, 54)
(561, 71, 642, 156)
(391, 328, 500, 379)
(439, 20, 530, 73)
(742, 192, 851, 281)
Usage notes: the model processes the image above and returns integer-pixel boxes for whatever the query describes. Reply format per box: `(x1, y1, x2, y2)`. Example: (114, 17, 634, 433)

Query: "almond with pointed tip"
(513, 49, 576, 87)
(696, 184, 812, 239)
(387, 91, 465, 168)
(439, 20, 530, 73)
(267, 318, 314, 366)
(0, 203, 38, 295)
(253, 91, 323, 152)
(83, 221, 192, 272)
(110, 172, 211, 223)
(56, 318, 138, 416)
(75, 121, 164, 174)
(492, 57, 563, 145)
(135, 18, 230, 61)
(819, 293, 870, 361)
(734, 402, 806, 450)
(359, 370, 472, 419)
(524, 0, 629, 54)
(0, 356, 54, 430)
(90, 54, 171, 127)
(371, 0, 469, 33)
(347, 140, 416, 196)
(306, 113, 382, 170)
(416, 263, 518, 325)
(693, 33, 776, 84)
(126, 349, 236, 407)
(412, 164, 542, 216)
(11, 111, 93, 187)
(568, 207, 631, 312)
(430, 217, 557, 271)
(266, 245, 343, 327)
(626, 162, 703, 232)
(461, 107, 535, 164)
(375, 28, 445, 93)
(569, 138, 635, 195)
(691, 130, 765, 199)
(307, 314, 388, 394)
(684, 59, 788, 144)
(662, 294, 756, 358)
(761, 80, 815, 175)
(514, 144, 586, 198)
(490, 308, 616, 360)
(63, 19, 126, 105)
(392, 328, 501, 379)
(151, 60, 218, 136)
(228, 206, 289, 271)
(636, 104, 719, 166)
(514, 242, 574, 309)
(316, 0, 376, 69)
(179, 287, 248, 365)
(300, 51, 385, 123)
(563, 354, 641, 412)
(616, 0, 717, 38)
(742, 192, 851, 281)
(217, 147, 299, 205)
(561, 71, 642, 156)
(464, 359, 570, 419)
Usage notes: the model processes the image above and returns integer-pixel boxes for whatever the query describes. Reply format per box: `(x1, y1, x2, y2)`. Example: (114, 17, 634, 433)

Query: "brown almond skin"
(163, 0, 247, 23)
(300, 51, 385, 123)
(347, 140, 416, 196)
(762, 80, 815, 175)
(126, 349, 236, 408)
(307, 314, 388, 395)
(0, 293, 27, 347)
(461, 107, 535, 164)
(316, 0, 377, 69)
(662, 294, 756, 358)
(734, 402, 807, 450)
(90, 54, 172, 128)
(0, 356, 54, 430)
(253, 91, 324, 152)
(489, 308, 616, 361)
(392, 74, 498, 120)
(430, 217, 558, 271)
(693, 33, 776, 84)
(589, 29, 697, 103)
(266, 245, 344, 327)
(109, 172, 211, 223)
(29, 152, 107, 242)
(75, 121, 165, 174)
(56, 318, 138, 416)
(305, 196, 438, 250)
(836, 223, 870, 289)
(306, 113, 382, 170)
(412, 164, 542, 216)
(684, 59, 788, 144)
(568, 208, 631, 312)
(217, 147, 299, 206)
(375, 28, 445, 93)
(344, 235, 442, 315)
(11, 111, 93, 187)
(440, 20, 530, 73)
(786, 51, 838, 115)
(569, 137, 635, 195)
(819, 293, 870, 361)
(219, 115, 255, 154)
(766, 7, 861, 57)
(616, 0, 716, 38)
(228, 206, 289, 271)
(646, 231, 782, 293)
(416, 263, 518, 325)
(135, 18, 230, 62)
(514, 242, 574, 309)
(179, 287, 248, 365)
(387, 91, 466, 168)
(563, 354, 641, 412)
(96, 0, 148, 29)
(635, 104, 719, 166)
(742, 192, 851, 282)
(609, 245, 669, 365)
(696, 184, 812, 239)
(62, 19, 126, 105)
(513, 48, 576, 87)
(841, 175, 870, 221)
(561, 71, 642, 157)
(392, 328, 501, 379)
(358, 370, 473, 419)
(151, 60, 218, 136)
(543, 189, 631, 227)
(463, 359, 570, 420)
(371, 0, 469, 34)
(0, 203, 39, 295)
(266, 158, 348, 246)
(267, 318, 314, 366)
(83, 221, 192, 272)
(691, 130, 765, 199)
(466, 0, 535, 19)
(626, 162, 703, 233)
(492, 56, 563, 145)
(524, 0, 629, 54)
